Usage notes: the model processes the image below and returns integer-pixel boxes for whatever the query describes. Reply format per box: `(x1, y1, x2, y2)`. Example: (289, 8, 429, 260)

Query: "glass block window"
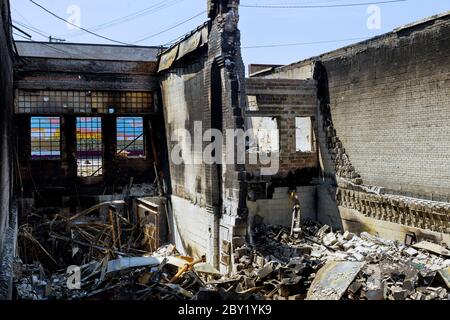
(16, 90, 153, 114)
(30, 117, 61, 160)
(76, 117, 103, 177)
(116, 117, 145, 158)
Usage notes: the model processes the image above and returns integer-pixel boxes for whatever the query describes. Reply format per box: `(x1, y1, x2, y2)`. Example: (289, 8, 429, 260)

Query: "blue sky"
(11, 0, 450, 68)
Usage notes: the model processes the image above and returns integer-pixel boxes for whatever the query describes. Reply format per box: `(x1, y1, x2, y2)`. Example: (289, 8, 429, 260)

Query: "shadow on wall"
(313, 61, 343, 231)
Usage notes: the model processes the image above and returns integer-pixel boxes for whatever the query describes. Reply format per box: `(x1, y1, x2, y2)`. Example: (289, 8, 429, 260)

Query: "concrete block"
(343, 231, 354, 241)
(323, 233, 338, 246)
(391, 287, 407, 300)
(352, 252, 365, 262)
(257, 262, 276, 280)
(403, 247, 418, 257)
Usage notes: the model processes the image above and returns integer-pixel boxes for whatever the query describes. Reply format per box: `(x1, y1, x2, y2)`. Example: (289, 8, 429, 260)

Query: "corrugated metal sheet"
(158, 45, 179, 72)
(157, 24, 209, 72)
(178, 28, 202, 59)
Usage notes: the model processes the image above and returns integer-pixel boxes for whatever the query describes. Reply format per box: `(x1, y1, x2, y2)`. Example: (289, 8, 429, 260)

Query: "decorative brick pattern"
(337, 187, 450, 234)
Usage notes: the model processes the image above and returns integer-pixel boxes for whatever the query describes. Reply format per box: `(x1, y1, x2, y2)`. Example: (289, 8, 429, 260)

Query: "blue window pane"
(116, 117, 145, 158)
(30, 117, 61, 160)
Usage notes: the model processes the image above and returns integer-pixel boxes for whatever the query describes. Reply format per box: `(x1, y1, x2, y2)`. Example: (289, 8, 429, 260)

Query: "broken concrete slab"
(342, 231, 354, 241)
(437, 267, 450, 289)
(403, 247, 419, 257)
(322, 233, 338, 247)
(257, 262, 278, 280)
(307, 261, 365, 300)
(412, 241, 450, 257)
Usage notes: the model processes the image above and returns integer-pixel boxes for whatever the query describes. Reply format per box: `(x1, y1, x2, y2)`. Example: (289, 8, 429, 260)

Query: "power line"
(60, 0, 185, 38)
(13, 32, 75, 56)
(13, 20, 50, 39)
(14, 21, 67, 44)
(29, 0, 133, 46)
(11, 26, 32, 39)
(13, 32, 31, 40)
(12, 6, 66, 41)
(11, 4, 33, 24)
(14, 33, 102, 59)
(240, 0, 380, 4)
(133, 11, 206, 44)
(242, 36, 369, 49)
(241, 0, 407, 9)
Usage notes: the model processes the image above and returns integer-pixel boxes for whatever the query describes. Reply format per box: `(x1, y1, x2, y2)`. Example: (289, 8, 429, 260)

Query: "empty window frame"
(296, 117, 313, 152)
(30, 117, 61, 160)
(76, 117, 103, 177)
(248, 117, 279, 153)
(116, 117, 145, 159)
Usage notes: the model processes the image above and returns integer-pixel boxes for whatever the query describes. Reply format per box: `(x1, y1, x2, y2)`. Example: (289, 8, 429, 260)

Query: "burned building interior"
(0, 0, 449, 301)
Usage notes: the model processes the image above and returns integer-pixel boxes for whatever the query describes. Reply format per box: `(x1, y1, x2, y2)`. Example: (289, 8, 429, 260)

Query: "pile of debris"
(228, 220, 450, 300)
(16, 200, 151, 270)
(14, 199, 228, 300)
(13, 204, 450, 300)
(15, 245, 229, 300)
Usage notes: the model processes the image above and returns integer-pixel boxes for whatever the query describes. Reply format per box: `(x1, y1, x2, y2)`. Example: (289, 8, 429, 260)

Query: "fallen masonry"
(12, 212, 450, 300)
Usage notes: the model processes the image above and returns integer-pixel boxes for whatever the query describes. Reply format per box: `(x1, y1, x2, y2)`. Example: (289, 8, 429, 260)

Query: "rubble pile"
(14, 245, 225, 300)
(232, 220, 450, 300)
(17, 200, 149, 271)
(13, 208, 450, 300)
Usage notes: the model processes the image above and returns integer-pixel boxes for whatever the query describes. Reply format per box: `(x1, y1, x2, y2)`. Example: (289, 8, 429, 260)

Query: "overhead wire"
(242, 36, 369, 49)
(13, 32, 101, 60)
(29, 0, 133, 45)
(13, 32, 75, 57)
(13, 20, 49, 39)
(132, 10, 206, 44)
(240, 0, 408, 9)
(59, 0, 185, 38)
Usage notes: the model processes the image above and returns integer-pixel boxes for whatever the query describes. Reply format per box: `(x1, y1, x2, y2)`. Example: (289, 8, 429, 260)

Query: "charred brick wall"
(0, 0, 13, 257)
(0, 0, 15, 300)
(13, 54, 160, 201)
(321, 16, 450, 200)
(245, 78, 319, 178)
(160, 54, 210, 206)
(159, 0, 248, 269)
(262, 13, 450, 240)
(271, 14, 450, 201)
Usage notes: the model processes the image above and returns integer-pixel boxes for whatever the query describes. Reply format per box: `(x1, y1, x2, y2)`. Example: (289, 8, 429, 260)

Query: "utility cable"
(13, 20, 49, 39)
(241, 0, 408, 9)
(60, 0, 185, 38)
(242, 36, 369, 49)
(29, 0, 133, 45)
(133, 10, 206, 44)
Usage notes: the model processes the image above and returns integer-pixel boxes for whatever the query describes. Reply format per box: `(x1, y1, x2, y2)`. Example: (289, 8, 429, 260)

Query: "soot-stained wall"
(261, 12, 450, 242)
(0, 0, 15, 300)
(322, 15, 450, 200)
(159, 1, 248, 270)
